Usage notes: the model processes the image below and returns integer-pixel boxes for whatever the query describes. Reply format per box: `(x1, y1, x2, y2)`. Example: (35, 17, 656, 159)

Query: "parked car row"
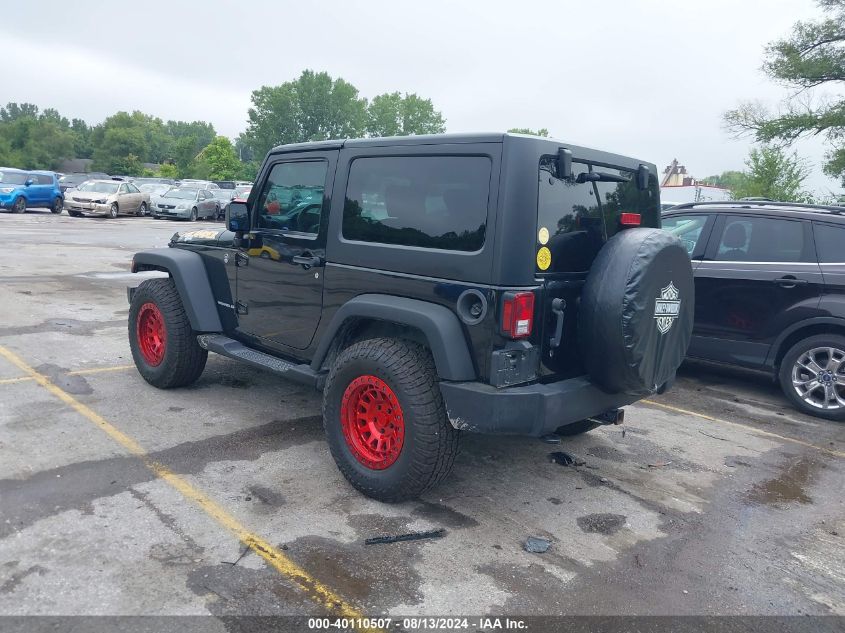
(0, 166, 252, 221)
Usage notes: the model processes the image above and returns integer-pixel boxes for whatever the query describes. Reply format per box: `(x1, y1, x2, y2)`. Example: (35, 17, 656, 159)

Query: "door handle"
(291, 254, 322, 269)
(773, 276, 808, 288)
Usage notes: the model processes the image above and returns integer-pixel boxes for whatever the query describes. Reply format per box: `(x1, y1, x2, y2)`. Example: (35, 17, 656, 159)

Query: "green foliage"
(157, 163, 179, 179)
(724, 1, 845, 183)
(0, 102, 76, 170)
(244, 70, 367, 159)
(507, 127, 550, 137)
(190, 136, 241, 180)
(366, 92, 446, 137)
(730, 146, 811, 201)
(700, 170, 749, 191)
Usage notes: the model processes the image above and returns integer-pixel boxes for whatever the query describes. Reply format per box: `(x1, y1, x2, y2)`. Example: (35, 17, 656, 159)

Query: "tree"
(366, 92, 446, 137)
(190, 136, 241, 180)
(700, 170, 749, 192)
(157, 163, 179, 179)
(508, 127, 550, 137)
(243, 70, 368, 159)
(724, 1, 845, 183)
(0, 105, 75, 170)
(729, 146, 811, 201)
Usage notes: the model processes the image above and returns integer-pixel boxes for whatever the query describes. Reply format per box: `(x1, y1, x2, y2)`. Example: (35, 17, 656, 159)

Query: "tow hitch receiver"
(588, 408, 625, 426)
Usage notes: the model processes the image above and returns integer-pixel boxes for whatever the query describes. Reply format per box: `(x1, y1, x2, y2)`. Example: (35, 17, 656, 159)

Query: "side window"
(118, 184, 128, 194)
(127, 183, 140, 194)
(35, 174, 53, 185)
(814, 223, 845, 263)
(343, 156, 490, 252)
(255, 161, 327, 234)
(662, 214, 710, 256)
(715, 216, 806, 262)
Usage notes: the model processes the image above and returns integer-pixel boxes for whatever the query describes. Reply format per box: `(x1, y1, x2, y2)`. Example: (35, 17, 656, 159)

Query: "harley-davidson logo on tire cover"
(654, 282, 681, 334)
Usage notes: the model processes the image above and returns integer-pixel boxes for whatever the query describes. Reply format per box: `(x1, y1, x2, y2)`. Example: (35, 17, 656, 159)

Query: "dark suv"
(127, 133, 694, 501)
(663, 201, 845, 420)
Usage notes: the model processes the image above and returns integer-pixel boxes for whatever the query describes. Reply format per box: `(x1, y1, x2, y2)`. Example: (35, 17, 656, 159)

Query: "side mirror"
(556, 148, 572, 180)
(227, 201, 249, 233)
(25, 179, 34, 187)
(637, 164, 650, 191)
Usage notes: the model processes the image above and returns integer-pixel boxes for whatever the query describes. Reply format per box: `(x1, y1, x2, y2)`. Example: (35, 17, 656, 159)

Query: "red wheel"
(136, 302, 166, 366)
(340, 375, 405, 469)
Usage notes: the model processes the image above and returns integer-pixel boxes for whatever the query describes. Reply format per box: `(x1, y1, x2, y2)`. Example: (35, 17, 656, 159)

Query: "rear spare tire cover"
(579, 227, 694, 395)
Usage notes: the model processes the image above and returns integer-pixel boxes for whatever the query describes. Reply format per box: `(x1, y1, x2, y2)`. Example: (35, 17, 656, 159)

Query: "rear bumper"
(439, 376, 641, 437)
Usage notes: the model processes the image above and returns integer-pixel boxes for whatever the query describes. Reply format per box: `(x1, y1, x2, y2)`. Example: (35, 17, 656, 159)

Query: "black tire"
(68, 211, 82, 218)
(778, 334, 845, 421)
(108, 203, 118, 218)
(137, 202, 147, 217)
(50, 197, 63, 214)
(12, 197, 26, 214)
(128, 278, 208, 389)
(190, 207, 198, 221)
(322, 338, 460, 502)
(555, 419, 600, 436)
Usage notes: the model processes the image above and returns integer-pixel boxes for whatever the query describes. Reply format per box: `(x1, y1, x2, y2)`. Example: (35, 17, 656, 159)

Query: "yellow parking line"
(0, 364, 134, 385)
(642, 399, 845, 459)
(0, 344, 367, 621)
(68, 364, 135, 376)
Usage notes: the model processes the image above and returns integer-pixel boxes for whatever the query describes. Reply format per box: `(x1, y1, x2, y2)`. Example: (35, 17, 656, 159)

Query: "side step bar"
(197, 334, 324, 389)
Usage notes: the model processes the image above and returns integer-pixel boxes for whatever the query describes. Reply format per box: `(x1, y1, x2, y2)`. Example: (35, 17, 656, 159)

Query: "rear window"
(536, 158, 660, 273)
(343, 156, 490, 252)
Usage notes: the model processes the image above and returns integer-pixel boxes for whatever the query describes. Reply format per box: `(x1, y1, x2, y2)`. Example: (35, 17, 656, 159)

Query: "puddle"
(745, 457, 819, 506)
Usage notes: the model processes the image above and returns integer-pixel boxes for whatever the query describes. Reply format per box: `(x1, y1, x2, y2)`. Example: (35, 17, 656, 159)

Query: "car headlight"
(177, 204, 188, 210)
(0, 187, 14, 194)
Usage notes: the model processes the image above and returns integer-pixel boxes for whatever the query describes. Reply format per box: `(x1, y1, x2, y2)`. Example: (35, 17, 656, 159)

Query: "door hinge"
(235, 300, 249, 315)
(236, 252, 249, 267)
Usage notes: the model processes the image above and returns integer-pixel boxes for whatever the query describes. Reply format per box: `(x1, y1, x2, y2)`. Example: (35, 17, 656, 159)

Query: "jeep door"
(234, 150, 336, 351)
(691, 214, 824, 368)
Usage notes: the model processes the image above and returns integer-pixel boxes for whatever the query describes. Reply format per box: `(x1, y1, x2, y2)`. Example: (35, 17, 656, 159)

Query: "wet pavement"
(0, 212, 842, 620)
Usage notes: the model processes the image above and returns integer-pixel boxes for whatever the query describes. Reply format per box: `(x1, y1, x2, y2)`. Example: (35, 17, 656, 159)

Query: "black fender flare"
(764, 316, 845, 368)
(311, 294, 476, 381)
(131, 248, 223, 332)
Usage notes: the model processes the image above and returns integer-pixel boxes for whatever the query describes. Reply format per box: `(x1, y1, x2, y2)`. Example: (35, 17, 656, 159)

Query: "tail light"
(619, 212, 641, 226)
(501, 291, 535, 339)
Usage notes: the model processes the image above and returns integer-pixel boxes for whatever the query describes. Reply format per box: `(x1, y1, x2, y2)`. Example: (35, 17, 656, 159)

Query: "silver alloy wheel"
(190, 208, 197, 221)
(13, 197, 26, 213)
(791, 346, 845, 411)
(109, 203, 118, 218)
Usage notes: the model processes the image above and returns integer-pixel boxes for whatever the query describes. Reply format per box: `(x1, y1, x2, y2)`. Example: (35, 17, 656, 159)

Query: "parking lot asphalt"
(0, 211, 842, 619)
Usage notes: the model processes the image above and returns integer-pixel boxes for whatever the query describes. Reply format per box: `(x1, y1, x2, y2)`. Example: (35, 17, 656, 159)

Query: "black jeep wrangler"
(128, 133, 694, 501)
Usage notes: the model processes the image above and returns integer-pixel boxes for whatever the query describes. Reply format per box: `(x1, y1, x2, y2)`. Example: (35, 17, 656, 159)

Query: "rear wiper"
(575, 171, 629, 184)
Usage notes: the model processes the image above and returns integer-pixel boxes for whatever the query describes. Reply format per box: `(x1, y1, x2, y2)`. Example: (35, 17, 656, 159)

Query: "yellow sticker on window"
(538, 227, 550, 245)
(536, 246, 552, 271)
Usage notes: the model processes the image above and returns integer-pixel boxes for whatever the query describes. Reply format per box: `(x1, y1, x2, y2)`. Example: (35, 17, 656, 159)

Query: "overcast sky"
(5, 0, 840, 194)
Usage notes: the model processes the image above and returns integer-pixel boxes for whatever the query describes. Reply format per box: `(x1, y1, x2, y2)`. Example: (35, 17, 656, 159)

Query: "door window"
(342, 156, 490, 252)
(118, 184, 128, 194)
(127, 183, 140, 194)
(662, 214, 710, 256)
(714, 216, 807, 262)
(814, 223, 845, 263)
(35, 174, 53, 185)
(256, 161, 328, 234)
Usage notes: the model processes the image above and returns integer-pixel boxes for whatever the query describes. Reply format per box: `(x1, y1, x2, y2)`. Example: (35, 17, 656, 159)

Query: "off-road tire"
(128, 278, 207, 389)
(322, 338, 460, 502)
(108, 203, 119, 218)
(555, 419, 600, 436)
(51, 197, 63, 214)
(778, 334, 845, 421)
(12, 197, 26, 214)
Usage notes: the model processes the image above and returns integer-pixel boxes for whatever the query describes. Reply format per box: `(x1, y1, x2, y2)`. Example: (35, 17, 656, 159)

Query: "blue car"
(0, 168, 64, 214)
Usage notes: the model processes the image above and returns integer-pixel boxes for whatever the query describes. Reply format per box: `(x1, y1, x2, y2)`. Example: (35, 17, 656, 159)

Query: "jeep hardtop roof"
(267, 133, 655, 174)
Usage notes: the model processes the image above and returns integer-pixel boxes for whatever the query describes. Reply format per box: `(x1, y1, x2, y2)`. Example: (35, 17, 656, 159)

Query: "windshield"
(0, 171, 28, 185)
(77, 181, 119, 194)
(536, 158, 660, 273)
(211, 190, 233, 199)
(139, 184, 171, 194)
(163, 189, 198, 200)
